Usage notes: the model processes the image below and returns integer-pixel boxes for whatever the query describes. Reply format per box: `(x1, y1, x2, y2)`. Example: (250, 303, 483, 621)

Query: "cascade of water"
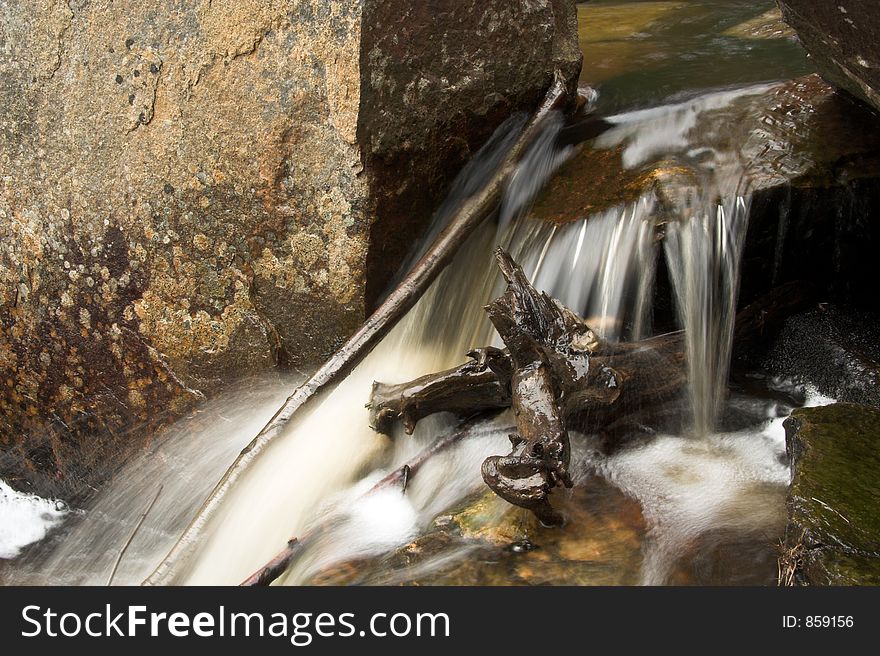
(664, 193, 750, 435)
(596, 86, 763, 434)
(507, 196, 660, 341)
(4, 85, 779, 587)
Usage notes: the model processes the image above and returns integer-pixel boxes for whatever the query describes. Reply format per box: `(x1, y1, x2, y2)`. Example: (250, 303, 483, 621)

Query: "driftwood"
(369, 248, 687, 524)
(369, 346, 513, 434)
(240, 422, 483, 586)
(144, 74, 571, 586)
(368, 257, 818, 524)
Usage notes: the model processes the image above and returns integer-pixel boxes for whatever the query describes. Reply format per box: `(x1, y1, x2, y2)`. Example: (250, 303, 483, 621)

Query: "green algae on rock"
(782, 403, 880, 585)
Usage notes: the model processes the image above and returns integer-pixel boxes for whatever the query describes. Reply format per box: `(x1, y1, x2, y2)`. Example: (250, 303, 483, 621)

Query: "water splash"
(590, 384, 836, 585)
(3, 85, 794, 586)
(0, 481, 69, 560)
(2, 375, 294, 584)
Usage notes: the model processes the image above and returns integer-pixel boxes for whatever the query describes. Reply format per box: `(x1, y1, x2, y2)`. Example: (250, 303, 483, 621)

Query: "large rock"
(764, 306, 880, 408)
(0, 1, 581, 497)
(781, 403, 880, 585)
(777, 1, 880, 113)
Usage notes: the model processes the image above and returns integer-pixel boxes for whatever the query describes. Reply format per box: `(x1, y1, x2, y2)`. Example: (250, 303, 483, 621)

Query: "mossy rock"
(782, 403, 880, 585)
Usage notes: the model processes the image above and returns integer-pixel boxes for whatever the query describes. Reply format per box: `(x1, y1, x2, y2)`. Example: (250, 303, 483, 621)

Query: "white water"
(3, 83, 817, 586)
(0, 480, 69, 560)
(590, 385, 835, 584)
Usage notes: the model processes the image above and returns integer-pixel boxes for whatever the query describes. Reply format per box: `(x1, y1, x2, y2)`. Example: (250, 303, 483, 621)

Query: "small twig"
(240, 539, 301, 587)
(107, 485, 163, 586)
(400, 465, 411, 494)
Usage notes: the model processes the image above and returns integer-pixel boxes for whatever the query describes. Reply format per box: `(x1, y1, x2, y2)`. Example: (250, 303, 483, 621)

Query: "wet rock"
(0, 1, 581, 497)
(777, 1, 880, 114)
(764, 305, 880, 408)
(309, 475, 647, 586)
(781, 403, 880, 585)
(360, 0, 581, 307)
(740, 75, 880, 308)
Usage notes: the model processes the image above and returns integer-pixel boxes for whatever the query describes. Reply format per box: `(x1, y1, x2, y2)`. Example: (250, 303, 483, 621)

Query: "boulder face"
(0, 1, 581, 497)
(359, 0, 581, 306)
(782, 403, 880, 585)
(777, 1, 880, 113)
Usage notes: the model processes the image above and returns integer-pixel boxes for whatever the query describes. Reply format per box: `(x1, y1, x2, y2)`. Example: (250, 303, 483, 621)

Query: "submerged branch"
(239, 424, 477, 586)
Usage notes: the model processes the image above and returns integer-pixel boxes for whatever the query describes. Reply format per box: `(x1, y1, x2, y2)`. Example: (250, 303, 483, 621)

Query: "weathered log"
(240, 539, 302, 587)
(144, 75, 570, 586)
(369, 333, 687, 438)
(480, 248, 585, 525)
(368, 248, 688, 523)
(368, 346, 512, 434)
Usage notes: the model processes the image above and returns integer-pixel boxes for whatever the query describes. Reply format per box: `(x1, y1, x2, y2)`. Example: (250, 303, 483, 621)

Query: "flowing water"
(2, 0, 824, 585)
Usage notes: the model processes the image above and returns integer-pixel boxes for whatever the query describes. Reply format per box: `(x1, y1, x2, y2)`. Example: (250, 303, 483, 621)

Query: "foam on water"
(585, 385, 838, 585)
(0, 481, 69, 560)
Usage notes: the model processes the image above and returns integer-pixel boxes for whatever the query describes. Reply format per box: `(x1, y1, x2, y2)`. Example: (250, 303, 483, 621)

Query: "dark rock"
(740, 74, 880, 309)
(359, 0, 581, 307)
(782, 403, 880, 585)
(777, 1, 880, 113)
(764, 306, 880, 408)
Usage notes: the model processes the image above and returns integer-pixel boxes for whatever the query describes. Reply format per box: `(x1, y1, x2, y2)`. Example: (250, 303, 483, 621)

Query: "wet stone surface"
(308, 476, 647, 586)
(783, 403, 880, 585)
(778, 1, 880, 114)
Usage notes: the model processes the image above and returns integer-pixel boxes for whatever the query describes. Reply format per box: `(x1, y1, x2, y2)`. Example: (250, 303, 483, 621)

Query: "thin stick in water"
(239, 424, 483, 586)
(107, 484, 164, 586)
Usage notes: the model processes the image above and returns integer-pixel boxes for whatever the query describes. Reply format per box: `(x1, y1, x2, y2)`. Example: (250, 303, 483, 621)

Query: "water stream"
(1, 0, 825, 586)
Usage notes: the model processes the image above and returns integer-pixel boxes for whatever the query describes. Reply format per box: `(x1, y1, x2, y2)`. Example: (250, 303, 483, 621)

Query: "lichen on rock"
(0, 1, 581, 496)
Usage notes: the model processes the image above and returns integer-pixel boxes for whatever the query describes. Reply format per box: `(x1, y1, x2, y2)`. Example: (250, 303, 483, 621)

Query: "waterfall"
(664, 194, 750, 435)
(595, 86, 766, 434)
(6, 84, 791, 587)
